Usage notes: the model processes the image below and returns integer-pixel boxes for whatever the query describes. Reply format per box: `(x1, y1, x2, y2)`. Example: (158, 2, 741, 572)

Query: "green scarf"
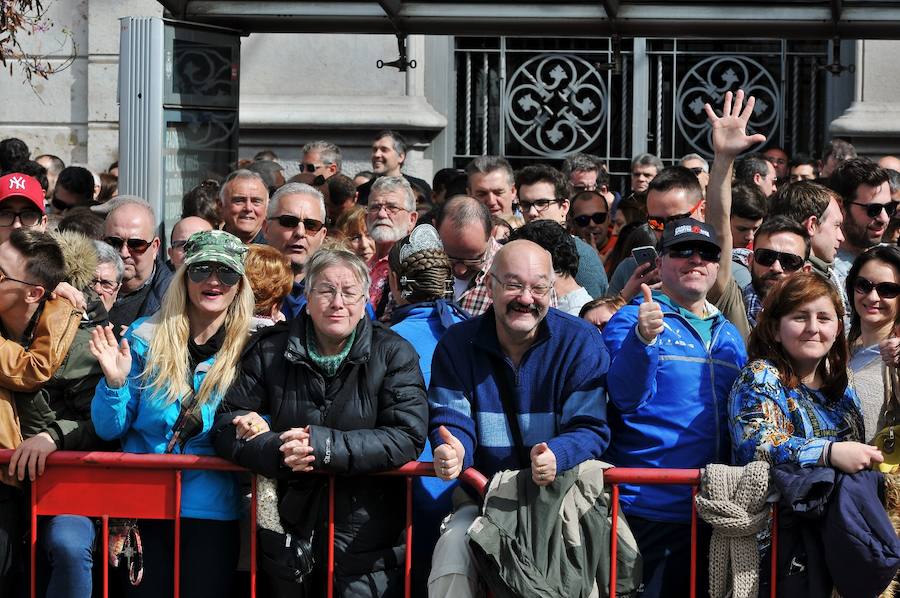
(306, 322, 357, 377)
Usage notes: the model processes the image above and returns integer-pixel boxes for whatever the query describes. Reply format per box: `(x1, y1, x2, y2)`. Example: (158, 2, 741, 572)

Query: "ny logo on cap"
(8, 176, 26, 191)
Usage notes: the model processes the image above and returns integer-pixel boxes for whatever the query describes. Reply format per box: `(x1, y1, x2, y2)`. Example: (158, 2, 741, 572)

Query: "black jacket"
(212, 310, 427, 597)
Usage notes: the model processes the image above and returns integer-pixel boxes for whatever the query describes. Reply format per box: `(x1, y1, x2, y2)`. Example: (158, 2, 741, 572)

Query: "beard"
(844, 217, 880, 250)
(369, 219, 407, 244)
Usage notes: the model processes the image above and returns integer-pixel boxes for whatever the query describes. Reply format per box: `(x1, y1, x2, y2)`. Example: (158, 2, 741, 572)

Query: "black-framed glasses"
(573, 212, 608, 227)
(187, 263, 241, 287)
(0, 265, 40, 288)
(664, 244, 720, 262)
(268, 214, 325, 233)
(91, 277, 121, 293)
(0, 209, 42, 227)
(850, 201, 898, 219)
(104, 236, 153, 254)
(518, 198, 561, 214)
(854, 276, 900, 299)
(366, 203, 408, 216)
(753, 248, 805, 272)
(572, 184, 597, 194)
(298, 162, 327, 173)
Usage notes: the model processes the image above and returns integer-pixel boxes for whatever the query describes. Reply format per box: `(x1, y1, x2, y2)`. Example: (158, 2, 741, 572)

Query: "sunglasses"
(187, 263, 241, 287)
(573, 212, 608, 227)
(850, 201, 898, 219)
(267, 214, 325, 233)
(51, 198, 75, 212)
(647, 200, 703, 232)
(665, 244, 720, 262)
(104, 236, 153, 254)
(688, 167, 706, 176)
(298, 163, 325, 173)
(753, 248, 805, 272)
(854, 276, 900, 299)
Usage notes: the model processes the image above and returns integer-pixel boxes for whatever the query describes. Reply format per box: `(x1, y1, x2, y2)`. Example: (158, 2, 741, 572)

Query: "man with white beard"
(365, 176, 418, 318)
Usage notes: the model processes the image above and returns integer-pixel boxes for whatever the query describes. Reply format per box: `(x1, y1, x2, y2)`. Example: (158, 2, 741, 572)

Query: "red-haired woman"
(729, 271, 882, 472)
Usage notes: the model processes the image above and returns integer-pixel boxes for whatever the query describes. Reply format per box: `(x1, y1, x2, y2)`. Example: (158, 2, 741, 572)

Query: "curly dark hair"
(508, 219, 579, 278)
(514, 164, 571, 201)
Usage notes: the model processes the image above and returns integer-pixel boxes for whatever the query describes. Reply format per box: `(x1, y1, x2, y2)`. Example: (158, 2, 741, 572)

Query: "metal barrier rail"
(604, 468, 778, 598)
(0, 452, 779, 598)
(0, 450, 488, 598)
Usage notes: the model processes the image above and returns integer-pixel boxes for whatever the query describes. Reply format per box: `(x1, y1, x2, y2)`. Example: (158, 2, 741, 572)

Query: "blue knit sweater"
(427, 307, 611, 478)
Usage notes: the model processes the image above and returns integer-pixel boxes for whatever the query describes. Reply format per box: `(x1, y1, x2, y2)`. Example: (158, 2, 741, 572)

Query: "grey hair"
(465, 155, 515, 187)
(93, 240, 125, 282)
(680, 153, 709, 172)
(301, 141, 342, 171)
(219, 169, 269, 203)
(561, 153, 603, 177)
(269, 182, 327, 220)
(304, 248, 371, 301)
(370, 175, 416, 211)
(888, 168, 900, 194)
(631, 153, 664, 171)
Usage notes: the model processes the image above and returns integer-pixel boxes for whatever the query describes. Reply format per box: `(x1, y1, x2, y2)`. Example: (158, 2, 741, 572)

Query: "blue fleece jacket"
(428, 307, 610, 478)
(603, 291, 747, 523)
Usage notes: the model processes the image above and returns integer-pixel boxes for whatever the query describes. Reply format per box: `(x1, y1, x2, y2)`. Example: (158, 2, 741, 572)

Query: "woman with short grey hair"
(214, 246, 426, 597)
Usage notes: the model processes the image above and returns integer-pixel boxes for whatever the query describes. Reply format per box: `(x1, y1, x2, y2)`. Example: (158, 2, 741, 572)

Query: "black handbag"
(257, 527, 316, 584)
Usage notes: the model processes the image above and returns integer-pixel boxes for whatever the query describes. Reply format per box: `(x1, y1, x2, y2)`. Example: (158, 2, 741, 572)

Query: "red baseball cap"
(0, 173, 45, 213)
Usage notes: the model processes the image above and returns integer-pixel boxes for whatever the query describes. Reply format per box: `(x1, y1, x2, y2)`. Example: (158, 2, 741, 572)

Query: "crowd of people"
(0, 87, 898, 598)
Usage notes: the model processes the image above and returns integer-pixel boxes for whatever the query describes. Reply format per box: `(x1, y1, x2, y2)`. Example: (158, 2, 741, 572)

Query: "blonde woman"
(89, 230, 254, 597)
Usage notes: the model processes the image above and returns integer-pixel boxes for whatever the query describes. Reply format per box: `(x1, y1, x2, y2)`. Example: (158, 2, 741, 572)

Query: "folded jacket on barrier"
(771, 463, 900, 598)
(467, 460, 642, 598)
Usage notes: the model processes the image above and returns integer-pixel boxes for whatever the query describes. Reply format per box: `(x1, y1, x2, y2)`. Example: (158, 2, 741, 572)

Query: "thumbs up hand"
(433, 426, 465, 481)
(637, 284, 665, 343)
(530, 442, 557, 486)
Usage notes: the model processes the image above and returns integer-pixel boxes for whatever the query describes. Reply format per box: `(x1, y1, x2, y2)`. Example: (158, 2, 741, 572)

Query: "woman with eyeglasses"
(213, 248, 426, 597)
(846, 245, 900, 442)
(90, 230, 254, 597)
(729, 271, 880, 472)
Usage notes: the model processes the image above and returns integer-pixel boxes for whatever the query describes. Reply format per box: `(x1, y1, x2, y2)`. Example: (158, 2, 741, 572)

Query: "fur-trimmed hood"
(51, 230, 98, 292)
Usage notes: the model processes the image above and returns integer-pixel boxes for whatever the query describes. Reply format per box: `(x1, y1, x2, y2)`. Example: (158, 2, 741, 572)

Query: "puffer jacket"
(213, 308, 427, 597)
(0, 297, 82, 485)
(91, 315, 240, 520)
(603, 291, 747, 523)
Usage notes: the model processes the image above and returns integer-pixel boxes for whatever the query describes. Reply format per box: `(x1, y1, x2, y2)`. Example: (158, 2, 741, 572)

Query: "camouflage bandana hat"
(182, 230, 248, 275)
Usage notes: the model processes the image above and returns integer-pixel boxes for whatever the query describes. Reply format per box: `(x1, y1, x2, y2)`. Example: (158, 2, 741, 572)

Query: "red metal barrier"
(0, 450, 488, 598)
(0, 452, 781, 598)
(604, 467, 778, 598)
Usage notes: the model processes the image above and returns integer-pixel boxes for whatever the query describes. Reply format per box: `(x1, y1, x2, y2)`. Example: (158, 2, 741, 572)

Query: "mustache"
(506, 300, 541, 316)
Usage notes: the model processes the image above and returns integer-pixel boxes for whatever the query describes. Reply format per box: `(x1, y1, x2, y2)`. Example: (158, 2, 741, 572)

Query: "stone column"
(830, 40, 900, 158)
